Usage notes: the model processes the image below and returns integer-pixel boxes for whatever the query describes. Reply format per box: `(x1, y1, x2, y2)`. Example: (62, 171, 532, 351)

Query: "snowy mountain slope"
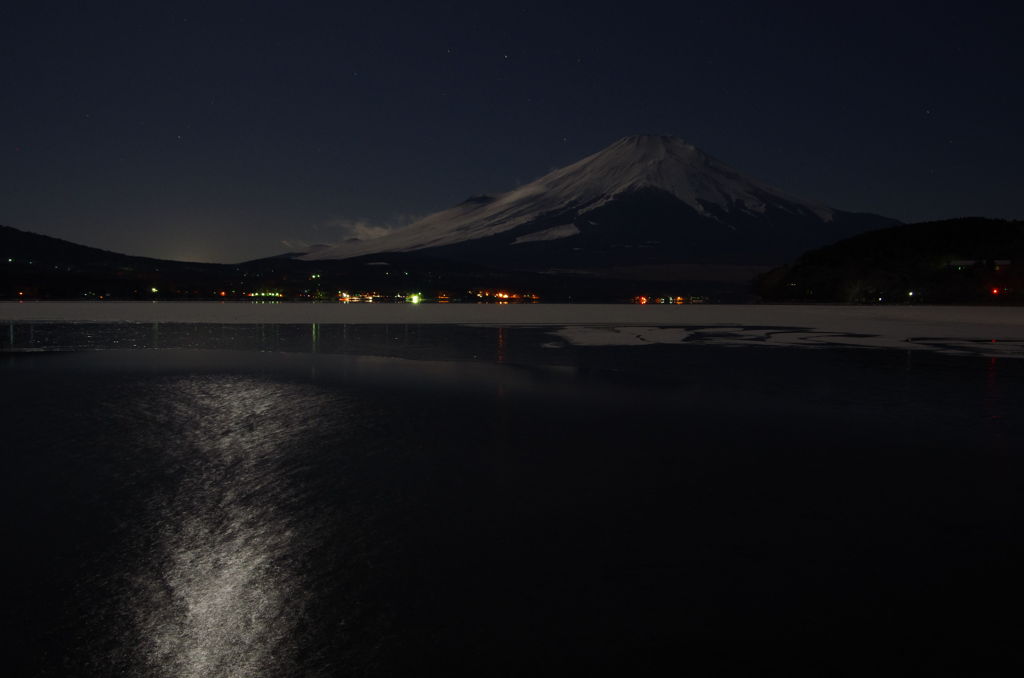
(299, 135, 895, 268)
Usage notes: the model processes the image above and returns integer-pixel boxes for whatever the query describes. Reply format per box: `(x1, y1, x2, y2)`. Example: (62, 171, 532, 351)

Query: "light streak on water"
(127, 377, 339, 678)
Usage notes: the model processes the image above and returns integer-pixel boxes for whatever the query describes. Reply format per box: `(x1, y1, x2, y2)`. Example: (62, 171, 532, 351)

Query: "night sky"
(3, 1, 1021, 263)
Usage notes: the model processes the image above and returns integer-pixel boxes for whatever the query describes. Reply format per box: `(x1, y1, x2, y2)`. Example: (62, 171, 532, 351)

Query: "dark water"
(4, 325, 1024, 676)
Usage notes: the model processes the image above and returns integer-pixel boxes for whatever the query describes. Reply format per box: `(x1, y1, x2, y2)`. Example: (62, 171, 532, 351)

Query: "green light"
(151, 287, 158, 293)
(410, 294, 421, 304)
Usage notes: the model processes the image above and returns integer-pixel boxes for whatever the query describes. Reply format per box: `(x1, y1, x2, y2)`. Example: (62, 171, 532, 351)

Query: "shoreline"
(2, 300, 1023, 328)
(2, 302, 1023, 358)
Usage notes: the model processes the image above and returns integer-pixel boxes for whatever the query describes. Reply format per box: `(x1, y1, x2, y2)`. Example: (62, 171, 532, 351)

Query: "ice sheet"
(2, 302, 1022, 357)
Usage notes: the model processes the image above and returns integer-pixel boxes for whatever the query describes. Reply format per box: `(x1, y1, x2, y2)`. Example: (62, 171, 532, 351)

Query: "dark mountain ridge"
(2, 223, 727, 301)
(756, 217, 1023, 303)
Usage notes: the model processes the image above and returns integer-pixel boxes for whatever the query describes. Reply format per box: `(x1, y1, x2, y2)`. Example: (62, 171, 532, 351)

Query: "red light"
(992, 288, 1000, 295)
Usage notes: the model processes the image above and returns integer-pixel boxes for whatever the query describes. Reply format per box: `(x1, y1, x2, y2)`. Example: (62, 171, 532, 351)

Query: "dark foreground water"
(4, 324, 1024, 676)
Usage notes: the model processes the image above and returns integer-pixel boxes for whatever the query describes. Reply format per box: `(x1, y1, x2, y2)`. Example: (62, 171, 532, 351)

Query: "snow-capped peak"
(300, 135, 834, 261)
(534, 134, 829, 219)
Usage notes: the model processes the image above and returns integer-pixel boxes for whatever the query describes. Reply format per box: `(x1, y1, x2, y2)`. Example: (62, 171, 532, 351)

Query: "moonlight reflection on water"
(5, 330, 1024, 676)
(130, 377, 330, 677)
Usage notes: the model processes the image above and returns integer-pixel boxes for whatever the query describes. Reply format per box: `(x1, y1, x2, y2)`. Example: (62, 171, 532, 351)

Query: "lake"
(3, 310, 1024, 675)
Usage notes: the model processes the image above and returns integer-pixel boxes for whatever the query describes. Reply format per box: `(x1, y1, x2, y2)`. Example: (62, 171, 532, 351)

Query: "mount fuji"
(298, 135, 897, 278)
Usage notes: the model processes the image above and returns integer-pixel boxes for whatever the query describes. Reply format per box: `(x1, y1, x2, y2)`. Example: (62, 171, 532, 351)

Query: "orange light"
(219, 291, 227, 297)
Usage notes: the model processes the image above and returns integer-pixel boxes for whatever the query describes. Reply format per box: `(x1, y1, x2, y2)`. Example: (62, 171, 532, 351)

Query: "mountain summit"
(517, 134, 833, 221)
(300, 135, 896, 274)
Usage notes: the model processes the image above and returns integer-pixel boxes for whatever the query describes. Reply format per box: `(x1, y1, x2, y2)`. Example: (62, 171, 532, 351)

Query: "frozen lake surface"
(4, 315, 1024, 675)
(3, 301, 1024, 357)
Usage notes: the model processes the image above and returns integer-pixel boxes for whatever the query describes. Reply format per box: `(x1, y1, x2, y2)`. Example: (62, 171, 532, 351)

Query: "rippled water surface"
(5, 325, 1024, 676)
